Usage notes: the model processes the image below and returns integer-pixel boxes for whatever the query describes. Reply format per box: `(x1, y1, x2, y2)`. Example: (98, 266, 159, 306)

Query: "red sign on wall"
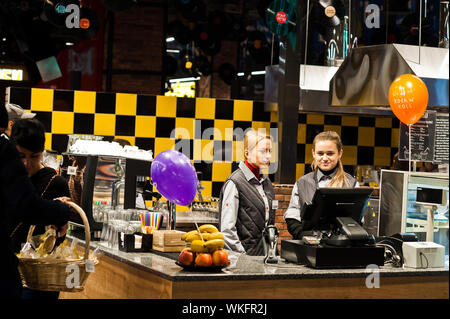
(276, 11, 287, 24)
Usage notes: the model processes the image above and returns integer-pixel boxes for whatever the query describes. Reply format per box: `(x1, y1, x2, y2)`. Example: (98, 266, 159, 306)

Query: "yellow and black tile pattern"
(8, 87, 399, 198)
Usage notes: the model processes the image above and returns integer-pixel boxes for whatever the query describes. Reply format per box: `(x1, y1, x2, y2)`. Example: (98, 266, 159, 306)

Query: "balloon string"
(408, 124, 411, 174)
(191, 205, 204, 241)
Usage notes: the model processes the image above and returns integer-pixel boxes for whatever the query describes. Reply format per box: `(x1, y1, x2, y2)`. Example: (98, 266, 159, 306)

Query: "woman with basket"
(10, 118, 71, 299)
(0, 104, 71, 299)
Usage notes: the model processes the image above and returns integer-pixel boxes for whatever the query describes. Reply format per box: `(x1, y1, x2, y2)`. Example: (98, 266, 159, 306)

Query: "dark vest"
(296, 171, 358, 231)
(219, 168, 275, 256)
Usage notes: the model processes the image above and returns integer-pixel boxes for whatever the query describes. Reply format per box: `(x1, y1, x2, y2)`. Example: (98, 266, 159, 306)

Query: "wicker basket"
(17, 201, 98, 292)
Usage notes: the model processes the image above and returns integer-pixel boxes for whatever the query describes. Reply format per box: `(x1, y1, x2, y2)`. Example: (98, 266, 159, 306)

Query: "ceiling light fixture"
(169, 76, 200, 83)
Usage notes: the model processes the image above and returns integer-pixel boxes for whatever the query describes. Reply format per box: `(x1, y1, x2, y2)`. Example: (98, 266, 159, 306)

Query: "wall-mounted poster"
(399, 111, 436, 162)
(434, 113, 449, 163)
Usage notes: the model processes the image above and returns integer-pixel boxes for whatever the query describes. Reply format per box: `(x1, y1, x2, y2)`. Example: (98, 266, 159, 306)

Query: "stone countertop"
(70, 236, 449, 282)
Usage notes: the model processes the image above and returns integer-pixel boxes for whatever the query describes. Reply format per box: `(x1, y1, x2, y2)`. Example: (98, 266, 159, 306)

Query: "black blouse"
(10, 167, 70, 253)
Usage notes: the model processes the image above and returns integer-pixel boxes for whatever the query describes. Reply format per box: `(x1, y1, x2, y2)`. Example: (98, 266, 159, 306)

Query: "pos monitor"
(301, 187, 373, 233)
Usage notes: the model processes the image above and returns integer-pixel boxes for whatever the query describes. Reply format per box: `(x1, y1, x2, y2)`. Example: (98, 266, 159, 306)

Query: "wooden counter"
(59, 238, 449, 299)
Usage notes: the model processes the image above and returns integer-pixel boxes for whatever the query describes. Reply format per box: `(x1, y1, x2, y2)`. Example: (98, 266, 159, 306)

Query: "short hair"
(243, 129, 272, 159)
(11, 118, 46, 153)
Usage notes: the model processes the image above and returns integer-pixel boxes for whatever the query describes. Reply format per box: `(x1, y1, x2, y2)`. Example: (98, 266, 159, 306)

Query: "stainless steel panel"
(379, 170, 405, 236)
(330, 44, 413, 107)
(330, 44, 449, 108)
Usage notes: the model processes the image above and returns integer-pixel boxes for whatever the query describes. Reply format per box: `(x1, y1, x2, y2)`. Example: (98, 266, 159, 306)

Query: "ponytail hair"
(311, 131, 350, 188)
(244, 128, 272, 160)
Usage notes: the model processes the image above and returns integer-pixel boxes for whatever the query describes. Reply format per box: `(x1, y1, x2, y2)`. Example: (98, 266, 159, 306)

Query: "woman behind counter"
(284, 131, 358, 239)
(219, 129, 275, 256)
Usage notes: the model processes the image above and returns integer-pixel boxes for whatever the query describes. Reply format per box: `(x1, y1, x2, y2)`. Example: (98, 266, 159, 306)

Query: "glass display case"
(175, 196, 219, 229)
(61, 154, 152, 239)
(379, 170, 449, 262)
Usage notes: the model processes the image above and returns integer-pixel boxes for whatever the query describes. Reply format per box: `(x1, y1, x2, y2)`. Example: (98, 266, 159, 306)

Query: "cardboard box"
(152, 230, 186, 252)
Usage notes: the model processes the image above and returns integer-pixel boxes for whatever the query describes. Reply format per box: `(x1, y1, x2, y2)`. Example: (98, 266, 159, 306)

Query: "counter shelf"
(59, 236, 449, 299)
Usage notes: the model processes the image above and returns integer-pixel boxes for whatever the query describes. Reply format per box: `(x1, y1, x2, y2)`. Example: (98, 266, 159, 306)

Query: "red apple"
(212, 248, 230, 266)
(178, 248, 194, 266)
(195, 252, 213, 267)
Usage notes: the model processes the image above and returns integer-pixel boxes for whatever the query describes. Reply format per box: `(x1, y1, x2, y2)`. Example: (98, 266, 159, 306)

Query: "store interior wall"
(8, 86, 400, 199)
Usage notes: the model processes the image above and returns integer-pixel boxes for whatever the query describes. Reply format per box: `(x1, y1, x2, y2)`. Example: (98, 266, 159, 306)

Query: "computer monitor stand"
(423, 204, 438, 242)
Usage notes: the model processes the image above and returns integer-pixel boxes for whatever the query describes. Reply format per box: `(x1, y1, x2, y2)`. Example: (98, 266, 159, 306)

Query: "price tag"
(85, 259, 95, 273)
(67, 166, 77, 175)
(135, 235, 142, 249)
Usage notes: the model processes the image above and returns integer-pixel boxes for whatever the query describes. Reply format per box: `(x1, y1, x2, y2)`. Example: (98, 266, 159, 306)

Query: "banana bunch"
(181, 224, 225, 253)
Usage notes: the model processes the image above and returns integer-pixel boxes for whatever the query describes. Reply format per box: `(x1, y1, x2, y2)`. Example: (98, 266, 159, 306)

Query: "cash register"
(281, 188, 385, 268)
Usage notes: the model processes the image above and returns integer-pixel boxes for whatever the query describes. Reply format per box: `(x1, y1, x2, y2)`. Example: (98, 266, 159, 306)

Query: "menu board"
(434, 113, 449, 163)
(399, 111, 436, 162)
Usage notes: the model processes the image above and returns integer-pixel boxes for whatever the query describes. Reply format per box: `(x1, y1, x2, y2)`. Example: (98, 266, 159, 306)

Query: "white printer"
(402, 242, 445, 268)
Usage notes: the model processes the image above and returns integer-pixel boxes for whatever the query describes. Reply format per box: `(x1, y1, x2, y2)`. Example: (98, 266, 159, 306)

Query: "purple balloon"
(151, 150, 198, 206)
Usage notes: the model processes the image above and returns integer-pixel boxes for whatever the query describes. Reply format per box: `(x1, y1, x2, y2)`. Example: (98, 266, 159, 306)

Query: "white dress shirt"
(284, 169, 360, 222)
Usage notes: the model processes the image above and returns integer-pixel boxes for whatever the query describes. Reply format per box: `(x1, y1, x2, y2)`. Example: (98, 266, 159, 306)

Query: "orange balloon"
(388, 74, 428, 125)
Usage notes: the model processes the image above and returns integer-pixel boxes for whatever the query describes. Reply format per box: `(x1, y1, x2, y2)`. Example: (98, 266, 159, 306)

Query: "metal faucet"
(327, 39, 339, 64)
(111, 179, 125, 209)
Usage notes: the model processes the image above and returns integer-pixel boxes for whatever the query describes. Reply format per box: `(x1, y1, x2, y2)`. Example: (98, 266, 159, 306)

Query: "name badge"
(272, 200, 279, 209)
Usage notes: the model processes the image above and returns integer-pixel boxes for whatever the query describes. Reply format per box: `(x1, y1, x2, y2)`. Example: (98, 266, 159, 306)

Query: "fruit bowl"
(175, 261, 228, 272)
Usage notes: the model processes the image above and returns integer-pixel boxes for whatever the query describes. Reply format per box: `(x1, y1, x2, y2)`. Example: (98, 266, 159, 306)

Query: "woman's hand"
(57, 222, 69, 237)
(53, 197, 71, 236)
(54, 196, 71, 204)
(49, 222, 69, 237)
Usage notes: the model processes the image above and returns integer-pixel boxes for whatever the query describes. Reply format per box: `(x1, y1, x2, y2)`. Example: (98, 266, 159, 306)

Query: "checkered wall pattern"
(8, 87, 400, 198)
